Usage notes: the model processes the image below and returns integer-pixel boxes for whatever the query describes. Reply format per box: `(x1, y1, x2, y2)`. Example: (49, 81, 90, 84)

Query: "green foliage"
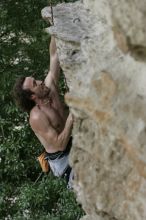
(0, 175, 84, 220)
(0, 0, 83, 219)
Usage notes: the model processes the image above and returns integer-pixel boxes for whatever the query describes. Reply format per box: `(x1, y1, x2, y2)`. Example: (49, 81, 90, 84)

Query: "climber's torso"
(29, 83, 69, 153)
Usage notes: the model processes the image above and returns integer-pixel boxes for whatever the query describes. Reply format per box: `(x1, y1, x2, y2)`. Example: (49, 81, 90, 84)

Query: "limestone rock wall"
(42, 1, 146, 220)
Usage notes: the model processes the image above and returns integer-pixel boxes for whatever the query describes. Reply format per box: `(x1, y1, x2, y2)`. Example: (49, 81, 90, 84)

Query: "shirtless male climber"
(13, 15, 74, 186)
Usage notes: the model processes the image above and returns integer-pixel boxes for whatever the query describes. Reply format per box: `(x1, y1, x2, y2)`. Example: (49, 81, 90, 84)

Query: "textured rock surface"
(42, 1, 146, 220)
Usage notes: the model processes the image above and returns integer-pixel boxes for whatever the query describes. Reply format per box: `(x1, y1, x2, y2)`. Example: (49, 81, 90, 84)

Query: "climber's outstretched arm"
(45, 36, 60, 88)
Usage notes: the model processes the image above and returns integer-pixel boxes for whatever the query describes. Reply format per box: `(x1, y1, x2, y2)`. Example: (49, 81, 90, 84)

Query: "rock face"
(42, 1, 146, 220)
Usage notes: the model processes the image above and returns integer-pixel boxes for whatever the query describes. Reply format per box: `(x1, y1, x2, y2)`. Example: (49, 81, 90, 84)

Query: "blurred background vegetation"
(0, 0, 84, 219)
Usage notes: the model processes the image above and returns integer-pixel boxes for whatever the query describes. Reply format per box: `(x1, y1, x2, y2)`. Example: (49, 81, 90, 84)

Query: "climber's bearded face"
(23, 76, 50, 99)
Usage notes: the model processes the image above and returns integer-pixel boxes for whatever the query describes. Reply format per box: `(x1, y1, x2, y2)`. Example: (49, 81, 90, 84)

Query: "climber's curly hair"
(13, 77, 35, 113)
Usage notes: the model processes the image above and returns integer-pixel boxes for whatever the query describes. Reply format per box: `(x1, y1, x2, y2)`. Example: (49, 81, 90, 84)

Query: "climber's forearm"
(57, 113, 73, 151)
(49, 36, 60, 84)
(45, 36, 60, 87)
(50, 36, 57, 56)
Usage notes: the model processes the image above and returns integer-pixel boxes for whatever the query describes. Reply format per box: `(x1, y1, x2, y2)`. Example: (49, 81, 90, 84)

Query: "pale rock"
(42, 1, 146, 220)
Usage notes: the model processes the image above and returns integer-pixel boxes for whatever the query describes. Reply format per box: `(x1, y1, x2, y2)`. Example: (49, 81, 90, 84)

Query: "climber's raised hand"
(41, 6, 54, 26)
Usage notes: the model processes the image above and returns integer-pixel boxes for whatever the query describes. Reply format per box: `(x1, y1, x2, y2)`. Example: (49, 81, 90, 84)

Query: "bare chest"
(40, 103, 65, 132)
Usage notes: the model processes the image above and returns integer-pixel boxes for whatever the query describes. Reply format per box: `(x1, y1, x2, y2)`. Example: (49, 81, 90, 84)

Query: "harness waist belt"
(45, 137, 72, 160)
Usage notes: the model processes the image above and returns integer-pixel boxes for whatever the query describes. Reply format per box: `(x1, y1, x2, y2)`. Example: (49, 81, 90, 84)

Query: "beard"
(36, 85, 51, 100)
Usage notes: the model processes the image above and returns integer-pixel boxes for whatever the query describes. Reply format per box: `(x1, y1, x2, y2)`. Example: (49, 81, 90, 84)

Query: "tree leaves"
(0, 0, 83, 219)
